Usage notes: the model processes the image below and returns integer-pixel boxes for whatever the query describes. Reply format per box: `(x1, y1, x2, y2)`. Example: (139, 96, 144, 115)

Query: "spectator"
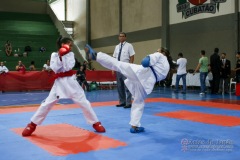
(219, 53, 231, 94)
(29, 61, 36, 71)
(210, 48, 221, 94)
(13, 48, 23, 57)
(42, 60, 52, 72)
(74, 58, 81, 69)
(22, 52, 28, 57)
(76, 65, 90, 91)
(24, 45, 32, 52)
(0, 61, 9, 74)
(174, 52, 187, 94)
(16, 60, 26, 74)
(234, 52, 240, 83)
(5, 40, 12, 56)
(23, 45, 31, 57)
(208, 64, 213, 90)
(82, 61, 89, 73)
(194, 50, 209, 95)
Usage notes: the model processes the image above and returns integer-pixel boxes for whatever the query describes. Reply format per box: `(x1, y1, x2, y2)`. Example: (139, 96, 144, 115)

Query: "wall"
(122, 0, 162, 32)
(66, 0, 88, 62)
(68, 0, 87, 52)
(90, 0, 163, 70)
(88, 0, 238, 70)
(169, 0, 237, 69)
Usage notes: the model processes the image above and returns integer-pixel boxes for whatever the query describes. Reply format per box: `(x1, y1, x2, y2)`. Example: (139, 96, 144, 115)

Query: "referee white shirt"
(113, 41, 135, 62)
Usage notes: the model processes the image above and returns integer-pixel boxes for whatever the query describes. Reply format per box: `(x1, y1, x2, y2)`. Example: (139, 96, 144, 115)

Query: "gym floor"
(0, 87, 239, 160)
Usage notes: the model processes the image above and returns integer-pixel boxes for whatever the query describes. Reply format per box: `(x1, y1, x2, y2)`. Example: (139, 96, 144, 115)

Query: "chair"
(229, 78, 236, 93)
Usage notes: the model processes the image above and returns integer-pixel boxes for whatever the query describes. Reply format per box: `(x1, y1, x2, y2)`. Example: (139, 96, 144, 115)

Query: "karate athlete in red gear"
(85, 44, 170, 133)
(22, 37, 105, 136)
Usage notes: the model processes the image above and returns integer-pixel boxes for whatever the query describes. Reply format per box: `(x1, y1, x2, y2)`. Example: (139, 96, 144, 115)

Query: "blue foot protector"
(85, 44, 96, 60)
(130, 127, 145, 133)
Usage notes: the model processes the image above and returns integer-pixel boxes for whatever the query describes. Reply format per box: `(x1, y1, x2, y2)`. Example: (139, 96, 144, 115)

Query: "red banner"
(0, 71, 56, 91)
(85, 70, 116, 82)
(0, 70, 115, 92)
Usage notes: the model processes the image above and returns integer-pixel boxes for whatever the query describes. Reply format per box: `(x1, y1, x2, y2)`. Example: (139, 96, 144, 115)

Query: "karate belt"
(149, 66, 157, 82)
(49, 70, 75, 83)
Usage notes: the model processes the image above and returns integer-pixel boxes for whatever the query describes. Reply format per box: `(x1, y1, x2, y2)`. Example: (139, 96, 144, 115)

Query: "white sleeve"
(176, 59, 180, 65)
(50, 52, 63, 73)
(61, 52, 75, 71)
(50, 52, 75, 73)
(4, 66, 9, 73)
(149, 52, 161, 66)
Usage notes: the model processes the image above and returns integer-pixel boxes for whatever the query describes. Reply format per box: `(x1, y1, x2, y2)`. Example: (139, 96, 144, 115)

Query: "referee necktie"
(117, 43, 123, 61)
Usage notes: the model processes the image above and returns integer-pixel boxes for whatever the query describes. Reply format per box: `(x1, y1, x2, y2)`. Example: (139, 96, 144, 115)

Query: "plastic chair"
(229, 78, 236, 93)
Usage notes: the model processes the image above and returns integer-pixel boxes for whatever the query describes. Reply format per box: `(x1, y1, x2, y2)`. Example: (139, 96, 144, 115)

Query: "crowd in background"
(173, 47, 240, 95)
(1, 40, 50, 72)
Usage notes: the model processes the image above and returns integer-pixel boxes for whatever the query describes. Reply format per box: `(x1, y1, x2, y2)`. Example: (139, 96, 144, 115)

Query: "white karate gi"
(97, 52, 170, 127)
(31, 51, 99, 125)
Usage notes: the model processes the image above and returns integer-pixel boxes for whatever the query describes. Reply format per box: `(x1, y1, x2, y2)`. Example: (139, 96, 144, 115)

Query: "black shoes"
(116, 103, 126, 107)
(124, 104, 132, 108)
(116, 103, 132, 108)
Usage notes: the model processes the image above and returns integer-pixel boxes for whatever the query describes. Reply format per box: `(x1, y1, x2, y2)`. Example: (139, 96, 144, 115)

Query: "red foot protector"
(12, 124, 127, 156)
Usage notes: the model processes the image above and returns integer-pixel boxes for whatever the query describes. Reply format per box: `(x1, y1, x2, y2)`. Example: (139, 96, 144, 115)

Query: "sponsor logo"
(177, 0, 227, 19)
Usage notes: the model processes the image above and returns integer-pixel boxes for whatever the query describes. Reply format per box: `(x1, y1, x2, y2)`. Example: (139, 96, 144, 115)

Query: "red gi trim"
(49, 70, 75, 83)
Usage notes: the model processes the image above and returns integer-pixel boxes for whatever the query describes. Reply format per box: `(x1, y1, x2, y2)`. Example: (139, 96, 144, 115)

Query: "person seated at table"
(0, 61, 9, 74)
(5, 40, 12, 56)
(42, 60, 52, 72)
(29, 61, 36, 71)
(76, 65, 90, 91)
(16, 60, 26, 73)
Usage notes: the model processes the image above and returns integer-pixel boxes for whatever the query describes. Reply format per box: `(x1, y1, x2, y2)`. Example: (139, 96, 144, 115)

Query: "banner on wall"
(177, 0, 227, 19)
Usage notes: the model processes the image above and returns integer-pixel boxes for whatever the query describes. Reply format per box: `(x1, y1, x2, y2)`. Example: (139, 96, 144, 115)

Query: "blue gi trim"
(149, 66, 157, 82)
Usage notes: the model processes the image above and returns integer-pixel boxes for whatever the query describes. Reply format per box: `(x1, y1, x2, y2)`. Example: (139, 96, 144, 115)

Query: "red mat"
(12, 124, 127, 156)
(0, 101, 118, 114)
(146, 98, 240, 111)
(156, 110, 240, 127)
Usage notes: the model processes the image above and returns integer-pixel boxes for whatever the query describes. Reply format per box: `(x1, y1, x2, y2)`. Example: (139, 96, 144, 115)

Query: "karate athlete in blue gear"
(85, 45, 170, 133)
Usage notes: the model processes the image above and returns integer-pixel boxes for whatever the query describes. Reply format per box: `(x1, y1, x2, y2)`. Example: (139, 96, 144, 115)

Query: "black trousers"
(211, 71, 220, 94)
